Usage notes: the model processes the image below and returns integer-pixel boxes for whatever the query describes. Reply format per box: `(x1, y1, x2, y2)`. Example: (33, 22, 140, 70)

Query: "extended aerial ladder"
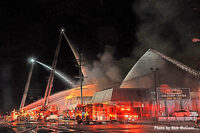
(19, 59, 34, 111)
(151, 49, 200, 78)
(35, 30, 63, 122)
(62, 32, 87, 79)
(62, 31, 86, 105)
(42, 29, 86, 109)
(11, 58, 35, 122)
(18, 29, 83, 121)
(43, 30, 63, 108)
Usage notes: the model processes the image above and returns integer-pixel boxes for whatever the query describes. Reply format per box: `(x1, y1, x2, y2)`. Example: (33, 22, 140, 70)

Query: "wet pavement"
(0, 120, 199, 133)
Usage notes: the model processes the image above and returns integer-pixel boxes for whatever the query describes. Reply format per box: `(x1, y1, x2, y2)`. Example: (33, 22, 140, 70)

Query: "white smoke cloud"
(86, 46, 122, 90)
(132, 0, 200, 68)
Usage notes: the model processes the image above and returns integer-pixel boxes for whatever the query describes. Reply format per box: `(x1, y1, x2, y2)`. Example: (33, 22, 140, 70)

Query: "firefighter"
(85, 112, 90, 125)
(76, 115, 82, 124)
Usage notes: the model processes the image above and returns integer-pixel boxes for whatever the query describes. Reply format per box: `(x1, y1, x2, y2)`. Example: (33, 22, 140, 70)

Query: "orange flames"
(24, 84, 97, 111)
(65, 84, 97, 100)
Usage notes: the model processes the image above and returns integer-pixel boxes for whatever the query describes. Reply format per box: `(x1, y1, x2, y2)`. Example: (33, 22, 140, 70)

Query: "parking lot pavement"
(123, 117, 196, 126)
(60, 119, 197, 127)
(1, 120, 199, 133)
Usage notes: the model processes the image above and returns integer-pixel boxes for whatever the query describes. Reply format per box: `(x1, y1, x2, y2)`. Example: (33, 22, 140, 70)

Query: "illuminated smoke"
(1, 64, 13, 111)
(86, 46, 122, 90)
(132, 0, 200, 68)
(62, 32, 122, 90)
(35, 60, 76, 87)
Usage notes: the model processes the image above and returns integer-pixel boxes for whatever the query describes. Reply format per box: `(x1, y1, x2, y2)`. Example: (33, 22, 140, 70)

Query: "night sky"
(0, 0, 200, 113)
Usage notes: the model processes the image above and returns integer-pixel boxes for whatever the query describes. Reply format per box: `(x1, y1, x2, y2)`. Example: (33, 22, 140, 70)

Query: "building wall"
(120, 60, 200, 117)
(65, 96, 92, 110)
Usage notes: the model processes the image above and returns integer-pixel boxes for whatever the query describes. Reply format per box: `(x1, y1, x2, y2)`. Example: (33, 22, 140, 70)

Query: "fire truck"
(36, 105, 59, 121)
(10, 110, 19, 122)
(35, 30, 62, 122)
(73, 103, 138, 124)
(9, 109, 30, 122)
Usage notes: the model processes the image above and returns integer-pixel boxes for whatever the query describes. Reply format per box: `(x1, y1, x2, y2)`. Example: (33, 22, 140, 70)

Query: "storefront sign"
(157, 88, 190, 100)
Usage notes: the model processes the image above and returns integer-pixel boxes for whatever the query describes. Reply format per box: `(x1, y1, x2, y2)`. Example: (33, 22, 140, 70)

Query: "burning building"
(23, 48, 200, 119)
(24, 84, 97, 114)
(120, 49, 200, 117)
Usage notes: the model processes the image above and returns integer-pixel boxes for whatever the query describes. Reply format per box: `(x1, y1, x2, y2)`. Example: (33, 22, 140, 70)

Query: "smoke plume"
(132, 0, 200, 69)
(85, 46, 122, 90)
(0, 64, 13, 112)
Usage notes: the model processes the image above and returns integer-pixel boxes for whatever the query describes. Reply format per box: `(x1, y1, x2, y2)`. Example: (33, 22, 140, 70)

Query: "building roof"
(24, 84, 96, 110)
(90, 88, 150, 103)
(120, 49, 200, 89)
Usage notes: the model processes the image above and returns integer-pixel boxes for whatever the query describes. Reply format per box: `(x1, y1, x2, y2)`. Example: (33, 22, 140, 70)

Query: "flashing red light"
(109, 114, 115, 117)
(121, 108, 130, 111)
(133, 114, 138, 118)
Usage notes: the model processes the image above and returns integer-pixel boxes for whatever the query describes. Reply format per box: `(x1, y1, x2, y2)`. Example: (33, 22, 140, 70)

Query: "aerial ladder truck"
(36, 30, 63, 122)
(9, 58, 35, 122)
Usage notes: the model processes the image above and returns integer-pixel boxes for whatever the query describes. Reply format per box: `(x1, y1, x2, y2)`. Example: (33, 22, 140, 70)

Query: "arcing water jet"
(35, 60, 76, 87)
(62, 32, 88, 79)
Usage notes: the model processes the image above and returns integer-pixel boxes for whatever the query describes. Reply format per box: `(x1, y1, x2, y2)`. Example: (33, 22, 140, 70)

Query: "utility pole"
(150, 68, 159, 117)
(78, 47, 84, 105)
(62, 29, 86, 119)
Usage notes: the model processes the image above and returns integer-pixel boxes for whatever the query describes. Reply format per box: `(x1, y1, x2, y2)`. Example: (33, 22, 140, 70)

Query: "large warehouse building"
(24, 49, 200, 118)
(120, 49, 200, 117)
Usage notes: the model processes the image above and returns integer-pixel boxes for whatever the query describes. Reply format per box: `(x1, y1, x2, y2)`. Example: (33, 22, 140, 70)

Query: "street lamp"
(150, 67, 159, 117)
